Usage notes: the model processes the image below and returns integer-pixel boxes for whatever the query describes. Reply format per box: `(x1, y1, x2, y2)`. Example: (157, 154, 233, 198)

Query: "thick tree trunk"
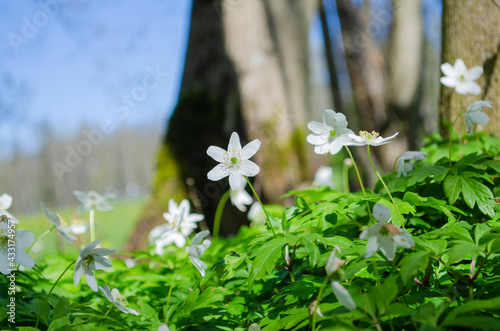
(440, 0, 500, 136)
(127, 0, 318, 250)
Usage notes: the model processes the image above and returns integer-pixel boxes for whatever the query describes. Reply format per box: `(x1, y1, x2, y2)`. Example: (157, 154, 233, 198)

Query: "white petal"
(0, 250, 9, 275)
(179, 199, 191, 216)
(172, 232, 187, 248)
(207, 146, 226, 162)
(464, 114, 474, 133)
(207, 164, 228, 181)
(168, 199, 179, 214)
(84, 267, 98, 291)
(323, 109, 337, 126)
(365, 235, 379, 258)
(15, 250, 35, 269)
(468, 100, 492, 111)
(378, 236, 396, 261)
(93, 256, 113, 270)
(440, 62, 455, 77)
(190, 230, 210, 248)
(229, 173, 242, 190)
(372, 203, 391, 223)
(0, 194, 12, 212)
(328, 140, 344, 155)
(307, 133, 328, 145)
(331, 281, 356, 311)
(158, 323, 171, 331)
(80, 241, 100, 257)
(454, 59, 467, 74)
(467, 66, 483, 80)
(393, 230, 415, 249)
(314, 143, 330, 155)
(242, 139, 261, 159)
(228, 132, 242, 151)
(467, 111, 489, 126)
(14, 230, 35, 249)
(440, 76, 457, 88)
(74, 257, 84, 287)
(240, 160, 260, 177)
(307, 121, 326, 134)
(189, 256, 207, 277)
(463, 81, 482, 95)
(372, 132, 399, 146)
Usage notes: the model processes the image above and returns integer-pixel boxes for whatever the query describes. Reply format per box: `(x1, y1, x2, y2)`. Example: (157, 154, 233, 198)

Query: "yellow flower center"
(222, 150, 243, 173)
(379, 225, 390, 236)
(359, 130, 380, 142)
(330, 129, 337, 137)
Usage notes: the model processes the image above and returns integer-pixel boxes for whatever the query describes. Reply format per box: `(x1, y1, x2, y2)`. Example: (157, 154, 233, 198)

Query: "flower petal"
(229, 173, 242, 190)
(207, 164, 228, 181)
(14, 250, 35, 269)
(393, 230, 415, 249)
(331, 281, 356, 311)
(468, 66, 484, 80)
(207, 146, 227, 162)
(378, 236, 396, 261)
(307, 121, 326, 134)
(440, 76, 457, 88)
(440, 62, 455, 77)
(365, 236, 379, 258)
(240, 160, 260, 177)
(467, 110, 489, 126)
(307, 133, 328, 145)
(329, 140, 344, 155)
(372, 203, 391, 223)
(14, 230, 35, 249)
(242, 139, 261, 159)
(84, 266, 98, 291)
(314, 143, 330, 155)
(0, 250, 9, 275)
(228, 132, 242, 151)
(74, 257, 84, 287)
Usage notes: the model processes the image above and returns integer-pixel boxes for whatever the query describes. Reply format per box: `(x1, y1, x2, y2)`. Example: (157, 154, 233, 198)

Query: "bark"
(440, 0, 500, 136)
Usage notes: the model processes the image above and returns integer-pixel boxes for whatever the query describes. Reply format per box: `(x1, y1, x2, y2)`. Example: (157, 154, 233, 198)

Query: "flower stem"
(245, 176, 277, 238)
(35, 260, 76, 328)
(372, 255, 381, 287)
(342, 159, 350, 193)
(448, 94, 465, 168)
(164, 256, 189, 323)
(98, 306, 114, 327)
(213, 190, 230, 241)
(26, 226, 55, 254)
(311, 276, 329, 331)
(89, 208, 95, 243)
(345, 147, 373, 221)
(367, 146, 405, 228)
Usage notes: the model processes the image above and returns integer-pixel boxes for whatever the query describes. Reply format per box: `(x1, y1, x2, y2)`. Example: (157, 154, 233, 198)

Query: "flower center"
(379, 225, 390, 236)
(0, 234, 9, 250)
(359, 130, 379, 143)
(222, 150, 242, 174)
(330, 129, 337, 137)
(84, 255, 95, 266)
(460, 74, 465, 81)
(111, 288, 128, 304)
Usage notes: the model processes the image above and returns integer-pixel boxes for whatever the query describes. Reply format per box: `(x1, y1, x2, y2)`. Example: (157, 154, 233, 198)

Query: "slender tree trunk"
(440, 0, 500, 136)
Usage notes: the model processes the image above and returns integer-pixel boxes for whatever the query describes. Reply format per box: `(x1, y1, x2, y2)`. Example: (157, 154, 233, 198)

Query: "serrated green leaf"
(443, 174, 462, 205)
(441, 296, 500, 325)
(222, 253, 247, 280)
(474, 223, 491, 245)
(248, 237, 287, 292)
(301, 235, 320, 267)
(48, 316, 71, 331)
(446, 241, 480, 264)
(398, 251, 429, 285)
(484, 160, 500, 173)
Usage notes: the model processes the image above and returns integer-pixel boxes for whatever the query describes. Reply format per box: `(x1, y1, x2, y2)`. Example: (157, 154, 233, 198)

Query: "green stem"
(213, 190, 230, 241)
(35, 260, 75, 328)
(367, 146, 405, 228)
(164, 256, 189, 323)
(345, 146, 373, 221)
(311, 276, 330, 331)
(372, 255, 381, 287)
(99, 306, 114, 327)
(26, 226, 55, 254)
(448, 111, 467, 168)
(245, 176, 277, 238)
(342, 159, 350, 193)
(89, 208, 95, 243)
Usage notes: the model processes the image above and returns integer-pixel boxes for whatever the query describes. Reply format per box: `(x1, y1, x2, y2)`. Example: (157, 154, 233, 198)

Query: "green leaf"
(441, 316, 500, 329)
(443, 174, 462, 205)
(48, 316, 71, 331)
(475, 223, 491, 245)
(248, 237, 287, 292)
(485, 160, 500, 173)
(441, 296, 500, 326)
(398, 251, 429, 285)
(222, 253, 247, 280)
(52, 296, 70, 319)
(446, 241, 481, 264)
(301, 234, 320, 267)
(295, 196, 311, 211)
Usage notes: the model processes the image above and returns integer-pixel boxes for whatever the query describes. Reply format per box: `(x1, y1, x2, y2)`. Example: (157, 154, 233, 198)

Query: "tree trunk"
(127, 0, 318, 250)
(440, 0, 500, 136)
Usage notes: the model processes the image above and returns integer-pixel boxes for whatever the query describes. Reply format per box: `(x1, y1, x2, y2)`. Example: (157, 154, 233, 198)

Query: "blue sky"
(0, 0, 192, 158)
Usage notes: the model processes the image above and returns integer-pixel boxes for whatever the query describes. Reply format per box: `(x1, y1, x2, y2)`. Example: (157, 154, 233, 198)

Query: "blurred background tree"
(440, 0, 500, 136)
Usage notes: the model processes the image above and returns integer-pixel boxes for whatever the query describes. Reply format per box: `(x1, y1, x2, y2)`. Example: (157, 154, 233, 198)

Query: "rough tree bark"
(127, 0, 318, 250)
(440, 0, 500, 136)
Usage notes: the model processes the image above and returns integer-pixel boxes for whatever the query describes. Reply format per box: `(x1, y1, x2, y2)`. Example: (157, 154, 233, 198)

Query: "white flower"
(70, 220, 89, 235)
(40, 203, 76, 244)
(158, 324, 171, 331)
(324, 247, 355, 311)
(308, 300, 324, 318)
(149, 199, 204, 253)
(73, 190, 113, 213)
(0, 222, 35, 274)
(464, 100, 492, 134)
(247, 202, 266, 226)
(313, 166, 335, 189)
(230, 179, 253, 212)
(440, 59, 483, 95)
(98, 284, 139, 315)
(359, 203, 414, 261)
(0, 193, 18, 224)
(186, 230, 211, 277)
(74, 240, 115, 291)
(397, 151, 428, 177)
(347, 130, 399, 146)
(207, 132, 261, 190)
(307, 109, 355, 155)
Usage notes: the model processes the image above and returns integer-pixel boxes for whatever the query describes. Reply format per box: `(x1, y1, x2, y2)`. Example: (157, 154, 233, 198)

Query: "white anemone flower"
(74, 240, 115, 292)
(98, 284, 139, 315)
(360, 203, 414, 261)
(186, 230, 211, 277)
(324, 248, 355, 311)
(73, 190, 114, 213)
(230, 179, 253, 212)
(397, 151, 428, 177)
(307, 109, 355, 155)
(313, 166, 335, 189)
(149, 199, 204, 253)
(464, 100, 492, 134)
(207, 132, 261, 190)
(70, 220, 89, 235)
(0, 193, 18, 224)
(247, 202, 266, 226)
(40, 203, 76, 244)
(0, 222, 35, 275)
(440, 59, 483, 95)
(347, 130, 399, 146)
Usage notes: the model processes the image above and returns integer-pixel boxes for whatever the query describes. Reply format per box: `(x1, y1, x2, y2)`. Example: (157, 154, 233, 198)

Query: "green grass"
(16, 197, 149, 261)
